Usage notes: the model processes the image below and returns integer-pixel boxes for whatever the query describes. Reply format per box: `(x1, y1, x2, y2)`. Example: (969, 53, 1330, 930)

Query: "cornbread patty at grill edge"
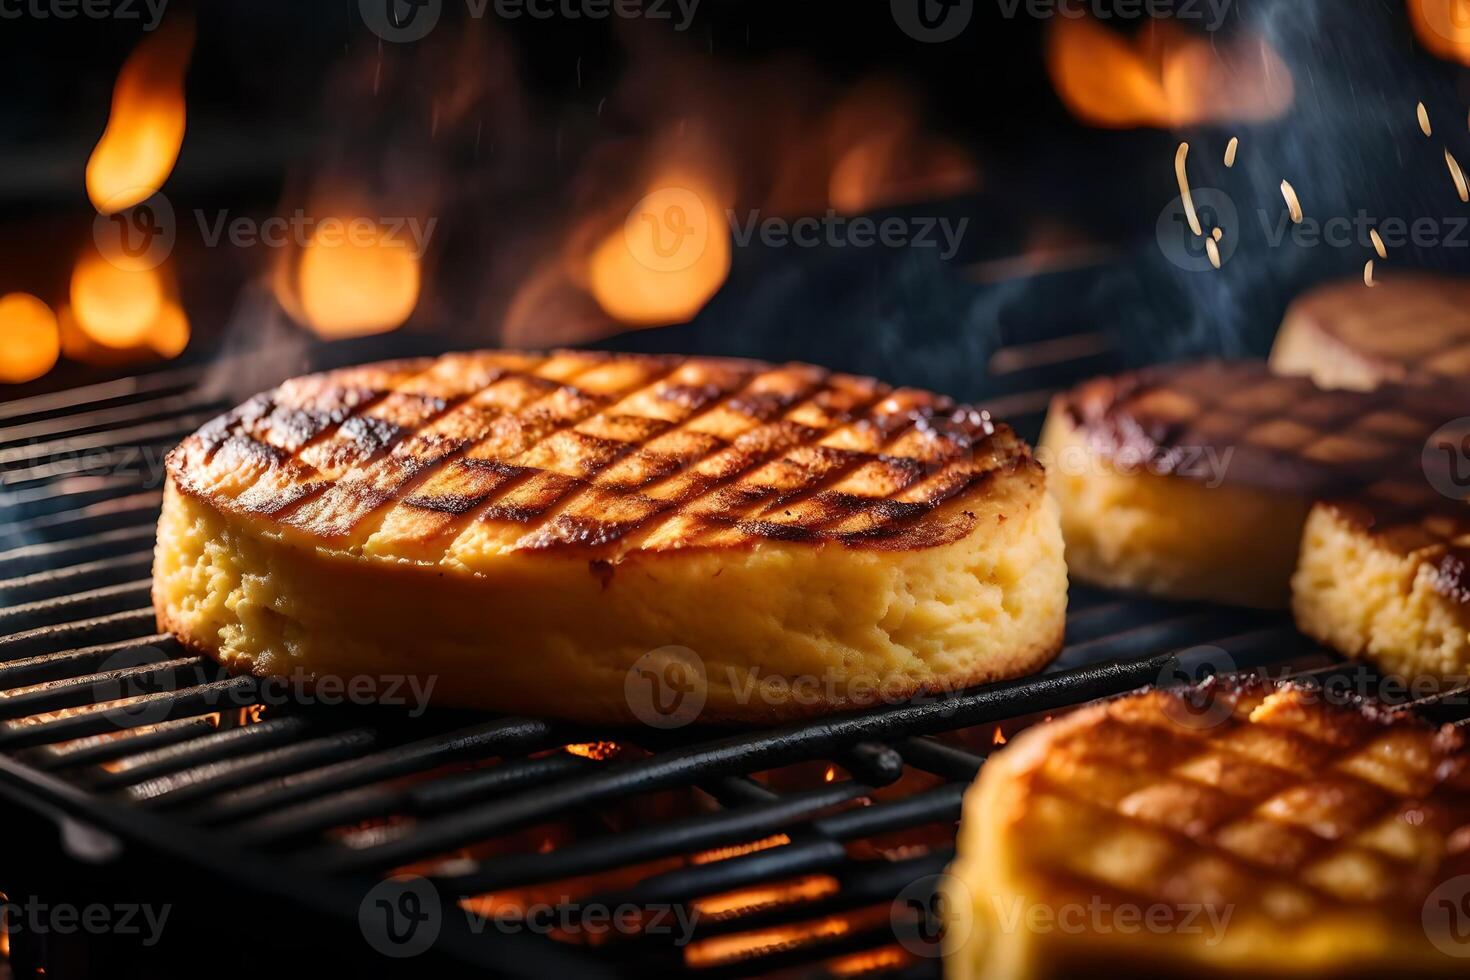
(943, 680, 1470, 980)
(1037, 361, 1464, 609)
(1271, 274, 1470, 391)
(1294, 481, 1470, 681)
(154, 350, 1068, 723)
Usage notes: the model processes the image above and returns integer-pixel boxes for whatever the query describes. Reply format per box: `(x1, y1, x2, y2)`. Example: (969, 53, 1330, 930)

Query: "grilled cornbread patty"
(1038, 361, 1463, 608)
(944, 680, 1470, 980)
(1271, 274, 1470, 391)
(1294, 482, 1470, 681)
(154, 350, 1068, 722)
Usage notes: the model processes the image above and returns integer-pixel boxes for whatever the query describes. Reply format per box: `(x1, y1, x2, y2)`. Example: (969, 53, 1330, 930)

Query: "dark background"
(2, 0, 1470, 401)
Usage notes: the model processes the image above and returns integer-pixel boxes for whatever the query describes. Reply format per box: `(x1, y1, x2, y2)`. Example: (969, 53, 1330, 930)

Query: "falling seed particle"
(1448, 148, 1470, 202)
(1206, 238, 1222, 269)
(1212, 227, 1224, 242)
(1224, 137, 1239, 168)
(1370, 228, 1387, 259)
(1281, 180, 1304, 223)
(1419, 102, 1433, 137)
(1176, 142, 1202, 237)
(1364, 259, 1376, 287)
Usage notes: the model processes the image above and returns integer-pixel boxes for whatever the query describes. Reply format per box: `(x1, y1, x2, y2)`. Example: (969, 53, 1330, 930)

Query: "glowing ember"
(1047, 15, 1292, 128)
(69, 251, 164, 348)
(65, 250, 190, 361)
(692, 876, 841, 918)
(0, 293, 61, 383)
(1280, 180, 1304, 224)
(823, 765, 838, 783)
(587, 176, 731, 327)
(281, 220, 422, 338)
(86, 20, 194, 214)
(826, 948, 910, 975)
(1409, 0, 1470, 66)
(684, 912, 872, 968)
(689, 834, 791, 865)
(565, 741, 619, 760)
(992, 727, 1008, 746)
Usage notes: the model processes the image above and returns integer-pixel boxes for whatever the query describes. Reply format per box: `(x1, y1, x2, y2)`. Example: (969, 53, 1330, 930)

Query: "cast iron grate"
(0, 340, 1455, 980)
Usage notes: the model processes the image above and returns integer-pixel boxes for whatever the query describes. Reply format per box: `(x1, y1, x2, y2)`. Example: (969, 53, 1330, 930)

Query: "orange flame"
(1410, 0, 1470, 64)
(586, 174, 732, 328)
(86, 20, 194, 214)
(274, 217, 422, 339)
(66, 249, 190, 360)
(1047, 16, 1292, 128)
(823, 83, 978, 214)
(0, 293, 61, 384)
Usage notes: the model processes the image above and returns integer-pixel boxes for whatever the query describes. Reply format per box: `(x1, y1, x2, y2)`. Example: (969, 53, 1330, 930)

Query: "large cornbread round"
(154, 350, 1068, 723)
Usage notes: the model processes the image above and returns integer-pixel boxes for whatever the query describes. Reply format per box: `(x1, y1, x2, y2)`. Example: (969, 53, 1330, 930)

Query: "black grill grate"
(0, 340, 1448, 979)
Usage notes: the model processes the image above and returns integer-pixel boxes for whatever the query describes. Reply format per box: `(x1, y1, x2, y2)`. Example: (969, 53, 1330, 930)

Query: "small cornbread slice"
(1270, 273, 1470, 391)
(943, 680, 1470, 980)
(154, 350, 1069, 723)
(1039, 361, 1463, 609)
(1294, 483, 1470, 681)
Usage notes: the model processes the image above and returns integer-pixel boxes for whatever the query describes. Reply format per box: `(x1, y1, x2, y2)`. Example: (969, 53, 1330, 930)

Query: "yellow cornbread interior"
(1293, 505, 1470, 680)
(1037, 411, 1308, 610)
(153, 476, 1068, 722)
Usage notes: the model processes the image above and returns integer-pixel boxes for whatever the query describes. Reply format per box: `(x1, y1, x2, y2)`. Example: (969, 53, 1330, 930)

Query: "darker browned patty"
(1277, 274, 1470, 386)
(1060, 360, 1465, 497)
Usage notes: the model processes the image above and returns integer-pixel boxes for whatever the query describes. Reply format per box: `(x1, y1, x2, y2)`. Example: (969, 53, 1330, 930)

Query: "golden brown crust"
(1272, 274, 1470, 389)
(946, 679, 1470, 978)
(166, 350, 1035, 562)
